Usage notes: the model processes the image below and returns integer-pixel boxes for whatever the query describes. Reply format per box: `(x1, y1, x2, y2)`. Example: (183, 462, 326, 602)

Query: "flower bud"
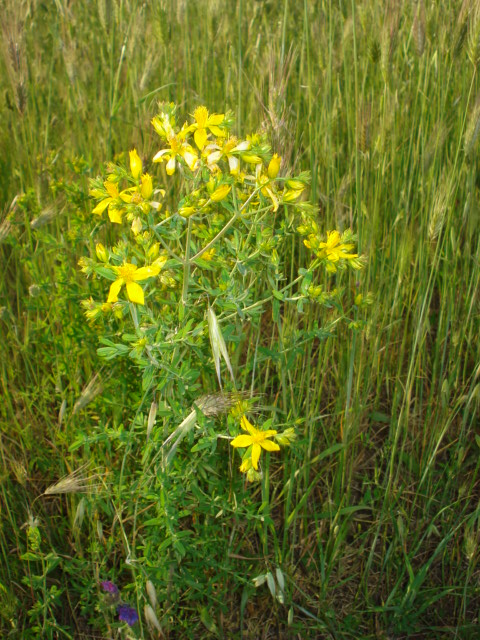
(95, 243, 108, 262)
(241, 153, 262, 164)
(129, 149, 142, 179)
(286, 179, 305, 191)
(267, 154, 281, 179)
(147, 242, 160, 260)
(141, 173, 153, 199)
(153, 255, 168, 270)
(211, 184, 231, 202)
(179, 205, 196, 218)
(131, 217, 143, 235)
(282, 189, 303, 203)
(274, 427, 296, 446)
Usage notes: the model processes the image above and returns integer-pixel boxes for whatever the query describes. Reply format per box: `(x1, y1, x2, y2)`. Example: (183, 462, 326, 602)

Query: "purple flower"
(117, 604, 139, 627)
(100, 580, 119, 596)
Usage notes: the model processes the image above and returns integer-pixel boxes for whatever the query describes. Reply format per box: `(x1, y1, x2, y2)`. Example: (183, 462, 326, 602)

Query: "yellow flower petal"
(194, 127, 208, 150)
(126, 281, 145, 305)
(251, 443, 261, 469)
(261, 430, 278, 438)
(166, 156, 176, 175)
(208, 113, 225, 126)
(240, 415, 256, 435)
(259, 439, 280, 452)
(208, 125, 224, 137)
(153, 149, 170, 162)
(89, 188, 105, 198)
(134, 264, 161, 280)
(108, 207, 123, 224)
(104, 181, 119, 198)
(265, 186, 279, 212)
(183, 150, 198, 171)
(231, 434, 253, 448)
(228, 156, 240, 175)
(207, 150, 222, 165)
(92, 198, 112, 215)
(107, 279, 123, 303)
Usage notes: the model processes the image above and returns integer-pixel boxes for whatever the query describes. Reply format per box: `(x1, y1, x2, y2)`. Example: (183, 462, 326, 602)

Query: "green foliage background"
(0, 0, 479, 638)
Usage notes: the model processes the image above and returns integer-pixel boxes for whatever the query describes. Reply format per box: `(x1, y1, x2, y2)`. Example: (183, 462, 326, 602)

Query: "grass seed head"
(43, 463, 100, 496)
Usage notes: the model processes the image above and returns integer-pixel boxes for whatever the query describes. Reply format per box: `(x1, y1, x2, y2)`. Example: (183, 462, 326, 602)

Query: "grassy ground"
(1, 0, 480, 638)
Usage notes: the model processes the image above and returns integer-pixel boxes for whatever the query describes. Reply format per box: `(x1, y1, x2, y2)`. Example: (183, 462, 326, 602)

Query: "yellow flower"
(129, 149, 142, 179)
(231, 415, 280, 470)
(315, 230, 358, 271)
(190, 106, 225, 150)
(153, 133, 198, 175)
(107, 262, 162, 305)
(267, 153, 281, 179)
(206, 138, 250, 175)
(202, 248, 216, 261)
(91, 180, 125, 224)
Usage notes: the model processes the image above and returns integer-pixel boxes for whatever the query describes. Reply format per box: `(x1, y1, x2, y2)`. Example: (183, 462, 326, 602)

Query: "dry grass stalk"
(43, 462, 101, 496)
(423, 120, 448, 172)
(1, 1, 29, 115)
(467, 4, 480, 65)
(72, 374, 103, 415)
(259, 45, 299, 171)
(30, 205, 61, 229)
(412, 0, 426, 57)
(464, 92, 480, 155)
(429, 174, 450, 242)
(381, 0, 402, 78)
(357, 102, 372, 154)
(0, 195, 20, 243)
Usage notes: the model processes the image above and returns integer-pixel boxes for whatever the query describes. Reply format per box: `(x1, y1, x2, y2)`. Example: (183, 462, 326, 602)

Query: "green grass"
(1, 0, 480, 638)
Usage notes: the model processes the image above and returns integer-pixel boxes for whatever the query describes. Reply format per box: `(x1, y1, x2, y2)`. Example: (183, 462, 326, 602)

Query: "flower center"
(223, 137, 238, 153)
(250, 431, 267, 444)
(131, 192, 142, 204)
(117, 264, 137, 283)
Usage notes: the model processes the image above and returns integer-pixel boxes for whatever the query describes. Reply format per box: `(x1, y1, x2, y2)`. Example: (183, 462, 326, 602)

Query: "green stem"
(181, 218, 193, 308)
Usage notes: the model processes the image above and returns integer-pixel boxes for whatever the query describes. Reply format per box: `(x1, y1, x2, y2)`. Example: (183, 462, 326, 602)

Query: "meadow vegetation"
(0, 0, 479, 638)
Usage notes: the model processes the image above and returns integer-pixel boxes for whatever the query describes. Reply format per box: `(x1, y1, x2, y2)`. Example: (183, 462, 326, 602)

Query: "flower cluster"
(297, 217, 363, 273)
(82, 103, 312, 319)
(100, 580, 139, 627)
